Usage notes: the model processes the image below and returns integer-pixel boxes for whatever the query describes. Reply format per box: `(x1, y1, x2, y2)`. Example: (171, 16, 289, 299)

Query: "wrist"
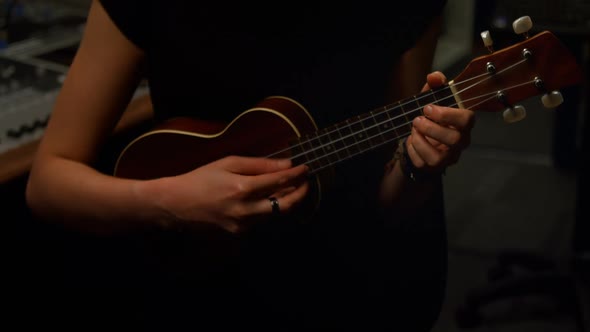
(132, 178, 178, 230)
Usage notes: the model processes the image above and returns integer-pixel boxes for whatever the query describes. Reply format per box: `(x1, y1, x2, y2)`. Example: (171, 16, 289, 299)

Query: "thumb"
(426, 71, 447, 89)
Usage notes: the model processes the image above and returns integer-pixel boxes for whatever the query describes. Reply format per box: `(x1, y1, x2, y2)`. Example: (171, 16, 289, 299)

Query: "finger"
(405, 134, 426, 169)
(422, 104, 475, 130)
(273, 181, 309, 214)
(420, 81, 430, 93)
(220, 156, 292, 175)
(270, 185, 301, 198)
(252, 181, 310, 216)
(222, 181, 309, 233)
(248, 164, 309, 197)
(425, 136, 446, 149)
(421, 71, 447, 92)
(410, 127, 446, 168)
(427, 71, 447, 88)
(412, 116, 462, 147)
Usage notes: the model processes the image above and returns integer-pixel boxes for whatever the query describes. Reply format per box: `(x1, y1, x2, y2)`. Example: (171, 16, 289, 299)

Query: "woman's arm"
(379, 15, 474, 214)
(26, 1, 309, 236)
(25, 0, 162, 234)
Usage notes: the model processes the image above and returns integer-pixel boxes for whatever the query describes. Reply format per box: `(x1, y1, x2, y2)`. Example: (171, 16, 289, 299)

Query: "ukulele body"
(114, 96, 326, 213)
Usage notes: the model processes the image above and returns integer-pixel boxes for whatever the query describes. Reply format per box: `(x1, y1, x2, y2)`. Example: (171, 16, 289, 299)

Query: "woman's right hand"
(147, 156, 310, 233)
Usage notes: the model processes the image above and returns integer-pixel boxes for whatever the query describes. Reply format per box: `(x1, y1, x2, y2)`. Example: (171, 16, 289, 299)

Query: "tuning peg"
(513, 16, 533, 38)
(480, 30, 493, 46)
(541, 91, 564, 108)
(503, 105, 527, 123)
(480, 30, 494, 53)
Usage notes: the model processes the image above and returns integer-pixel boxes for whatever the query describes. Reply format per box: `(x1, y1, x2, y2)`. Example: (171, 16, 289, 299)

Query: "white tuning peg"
(503, 105, 527, 123)
(513, 16, 533, 37)
(541, 91, 564, 108)
(480, 30, 494, 53)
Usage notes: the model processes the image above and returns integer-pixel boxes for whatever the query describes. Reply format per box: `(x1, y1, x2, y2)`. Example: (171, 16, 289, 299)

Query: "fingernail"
(424, 105, 433, 116)
(278, 159, 291, 168)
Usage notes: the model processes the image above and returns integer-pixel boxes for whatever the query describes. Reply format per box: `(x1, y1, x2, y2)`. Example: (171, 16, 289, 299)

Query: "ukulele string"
(297, 78, 537, 174)
(453, 58, 528, 101)
(266, 58, 529, 162)
(456, 78, 536, 110)
(265, 86, 458, 159)
(293, 81, 534, 174)
(302, 93, 494, 174)
(279, 76, 533, 167)
(267, 68, 496, 161)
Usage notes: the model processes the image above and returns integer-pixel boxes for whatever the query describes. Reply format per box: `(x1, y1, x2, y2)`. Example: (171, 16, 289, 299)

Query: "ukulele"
(113, 17, 583, 213)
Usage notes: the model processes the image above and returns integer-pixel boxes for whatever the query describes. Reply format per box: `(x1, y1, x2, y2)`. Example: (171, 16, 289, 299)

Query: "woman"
(26, 0, 474, 330)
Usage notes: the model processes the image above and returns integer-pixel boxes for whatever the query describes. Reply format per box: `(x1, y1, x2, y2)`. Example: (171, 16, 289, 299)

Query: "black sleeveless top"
(95, 1, 449, 331)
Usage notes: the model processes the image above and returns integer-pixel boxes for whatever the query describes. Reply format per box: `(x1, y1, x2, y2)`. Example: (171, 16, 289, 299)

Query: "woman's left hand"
(406, 71, 476, 173)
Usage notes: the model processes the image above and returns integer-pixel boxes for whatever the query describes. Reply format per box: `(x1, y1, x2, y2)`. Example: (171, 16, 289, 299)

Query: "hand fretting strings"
(267, 58, 529, 174)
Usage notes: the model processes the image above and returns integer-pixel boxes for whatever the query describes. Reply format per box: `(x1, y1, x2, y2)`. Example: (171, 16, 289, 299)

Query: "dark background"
(1, 0, 588, 331)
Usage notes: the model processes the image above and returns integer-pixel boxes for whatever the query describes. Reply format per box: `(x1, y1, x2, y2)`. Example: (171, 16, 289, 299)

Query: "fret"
(432, 89, 439, 106)
(349, 114, 372, 152)
(405, 96, 421, 120)
(364, 112, 385, 147)
(396, 101, 413, 135)
(290, 139, 308, 167)
(372, 107, 396, 142)
(433, 85, 455, 107)
(298, 134, 322, 171)
(336, 120, 362, 156)
(306, 132, 332, 171)
(315, 128, 339, 165)
(383, 104, 401, 139)
(418, 91, 437, 108)
(327, 124, 350, 160)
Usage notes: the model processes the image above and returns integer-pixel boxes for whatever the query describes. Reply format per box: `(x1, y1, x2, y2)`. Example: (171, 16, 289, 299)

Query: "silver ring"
(269, 197, 280, 216)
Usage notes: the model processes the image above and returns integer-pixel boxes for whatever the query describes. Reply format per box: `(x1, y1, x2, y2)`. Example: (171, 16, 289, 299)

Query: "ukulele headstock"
(451, 16, 583, 123)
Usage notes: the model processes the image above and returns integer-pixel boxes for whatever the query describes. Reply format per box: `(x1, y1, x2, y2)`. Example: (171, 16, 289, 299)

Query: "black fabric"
(76, 1, 451, 330)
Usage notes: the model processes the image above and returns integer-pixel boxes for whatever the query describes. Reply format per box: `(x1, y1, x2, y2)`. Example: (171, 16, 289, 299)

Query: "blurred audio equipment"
(0, 55, 62, 154)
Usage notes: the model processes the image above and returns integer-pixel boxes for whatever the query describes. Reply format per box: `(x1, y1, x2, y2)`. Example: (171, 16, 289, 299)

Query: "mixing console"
(0, 55, 63, 154)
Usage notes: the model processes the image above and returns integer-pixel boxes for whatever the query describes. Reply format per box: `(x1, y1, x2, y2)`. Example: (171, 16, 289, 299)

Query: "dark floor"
(428, 52, 588, 332)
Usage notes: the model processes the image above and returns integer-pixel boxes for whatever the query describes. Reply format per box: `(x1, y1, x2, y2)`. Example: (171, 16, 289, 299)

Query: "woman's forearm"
(26, 155, 168, 235)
